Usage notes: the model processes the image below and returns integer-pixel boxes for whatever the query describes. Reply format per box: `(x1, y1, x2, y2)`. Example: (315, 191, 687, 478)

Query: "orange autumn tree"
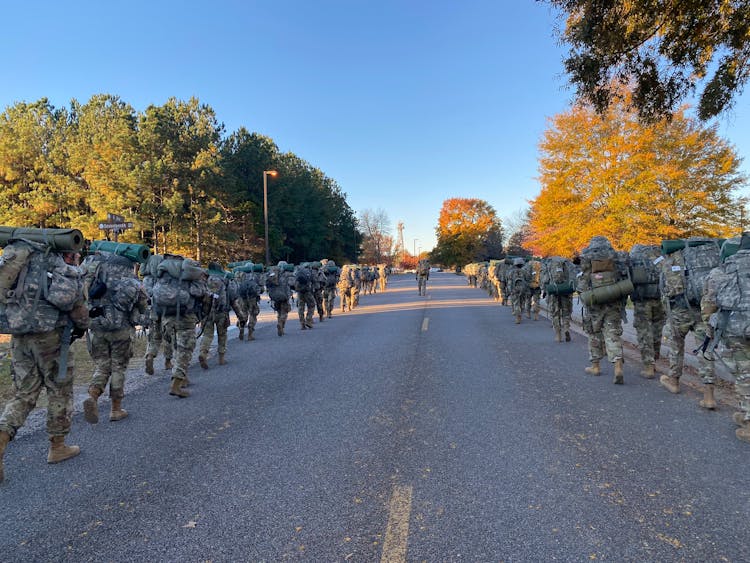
(432, 198, 504, 267)
(527, 95, 747, 257)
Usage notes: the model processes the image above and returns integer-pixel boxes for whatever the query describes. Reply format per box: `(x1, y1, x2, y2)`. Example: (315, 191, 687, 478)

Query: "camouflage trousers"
(718, 337, 750, 421)
(297, 291, 316, 326)
(313, 289, 325, 318)
(379, 277, 387, 292)
(240, 297, 260, 332)
(511, 290, 529, 318)
(323, 287, 336, 317)
(162, 313, 198, 382)
(200, 311, 229, 356)
(351, 286, 361, 307)
(417, 276, 428, 296)
(0, 328, 75, 439)
(632, 299, 666, 366)
(499, 282, 508, 304)
(145, 313, 172, 361)
(667, 303, 713, 383)
(548, 295, 573, 333)
(339, 286, 354, 311)
(583, 304, 623, 363)
(90, 328, 134, 400)
(528, 288, 542, 315)
(272, 299, 291, 325)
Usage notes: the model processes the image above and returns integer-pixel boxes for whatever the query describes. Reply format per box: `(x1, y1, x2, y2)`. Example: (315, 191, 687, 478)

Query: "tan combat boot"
(699, 384, 717, 410)
(110, 398, 128, 422)
(640, 364, 655, 379)
(736, 422, 750, 443)
(0, 430, 10, 483)
(165, 358, 173, 370)
(145, 356, 155, 375)
(47, 435, 80, 464)
(534, 311, 539, 321)
(198, 354, 209, 370)
(585, 361, 601, 376)
(169, 378, 190, 398)
(733, 412, 747, 426)
(515, 315, 521, 324)
(613, 359, 624, 385)
(219, 353, 226, 366)
(83, 386, 103, 424)
(660, 375, 680, 394)
(247, 329, 255, 341)
(238, 327, 245, 340)
(554, 329, 562, 342)
(277, 321, 285, 336)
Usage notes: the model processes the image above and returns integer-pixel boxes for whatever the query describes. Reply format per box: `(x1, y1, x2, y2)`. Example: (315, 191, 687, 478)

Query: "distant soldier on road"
(417, 259, 430, 296)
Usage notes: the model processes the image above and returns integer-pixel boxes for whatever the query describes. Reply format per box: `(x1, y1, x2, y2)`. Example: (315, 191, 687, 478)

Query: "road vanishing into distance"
(1, 273, 748, 561)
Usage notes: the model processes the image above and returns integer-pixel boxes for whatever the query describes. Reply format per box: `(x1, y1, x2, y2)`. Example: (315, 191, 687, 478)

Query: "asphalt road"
(1, 273, 748, 561)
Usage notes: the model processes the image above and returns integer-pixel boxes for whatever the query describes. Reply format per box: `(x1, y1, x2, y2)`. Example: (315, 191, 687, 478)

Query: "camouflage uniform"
(338, 266, 355, 312)
(295, 265, 316, 329)
(524, 259, 542, 319)
(143, 264, 172, 373)
(629, 244, 666, 376)
(499, 259, 511, 305)
(163, 313, 200, 383)
(541, 257, 574, 342)
(508, 258, 530, 323)
(267, 263, 293, 335)
(417, 260, 430, 296)
(0, 248, 89, 476)
(701, 245, 750, 439)
(578, 237, 626, 381)
(321, 262, 338, 318)
(311, 264, 327, 322)
(378, 265, 388, 292)
(200, 266, 246, 366)
(235, 269, 264, 340)
(660, 248, 714, 389)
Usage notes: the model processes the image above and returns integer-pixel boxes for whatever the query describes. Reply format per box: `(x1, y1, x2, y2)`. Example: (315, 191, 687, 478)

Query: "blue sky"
(4, 1, 749, 251)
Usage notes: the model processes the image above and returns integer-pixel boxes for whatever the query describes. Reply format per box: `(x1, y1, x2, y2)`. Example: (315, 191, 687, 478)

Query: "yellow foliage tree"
(528, 96, 747, 257)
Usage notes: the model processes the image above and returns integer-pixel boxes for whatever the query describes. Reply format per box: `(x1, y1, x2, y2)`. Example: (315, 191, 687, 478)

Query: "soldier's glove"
(621, 308, 628, 324)
(71, 326, 87, 341)
(89, 306, 105, 319)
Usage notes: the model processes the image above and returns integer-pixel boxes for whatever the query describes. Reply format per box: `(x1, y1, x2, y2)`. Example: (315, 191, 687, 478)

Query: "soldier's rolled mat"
(89, 240, 151, 263)
(0, 227, 84, 251)
(661, 238, 717, 255)
(580, 279, 634, 307)
(228, 259, 254, 269)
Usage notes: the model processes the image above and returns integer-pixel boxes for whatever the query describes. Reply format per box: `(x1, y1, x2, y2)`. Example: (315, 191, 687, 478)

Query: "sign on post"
(99, 213, 134, 241)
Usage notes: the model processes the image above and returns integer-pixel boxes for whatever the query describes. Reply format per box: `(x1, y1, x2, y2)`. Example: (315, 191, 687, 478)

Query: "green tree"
(546, 0, 750, 120)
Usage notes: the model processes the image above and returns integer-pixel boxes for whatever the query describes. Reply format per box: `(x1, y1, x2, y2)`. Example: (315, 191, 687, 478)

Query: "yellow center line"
(421, 317, 429, 332)
(380, 484, 414, 563)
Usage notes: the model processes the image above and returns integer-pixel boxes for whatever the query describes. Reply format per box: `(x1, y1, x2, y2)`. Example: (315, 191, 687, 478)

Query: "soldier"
(541, 256, 575, 342)
(142, 254, 173, 375)
(235, 263, 264, 341)
(310, 261, 327, 322)
(378, 264, 388, 292)
(321, 260, 339, 318)
(199, 262, 246, 368)
(0, 245, 89, 482)
(499, 257, 512, 306)
(266, 261, 293, 336)
(152, 255, 209, 398)
(508, 257, 530, 324)
(82, 253, 148, 424)
(702, 235, 750, 441)
(338, 265, 355, 312)
(628, 244, 666, 378)
(524, 258, 543, 320)
(417, 259, 430, 296)
(578, 236, 627, 384)
(351, 266, 362, 307)
(658, 238, 718, 398)
(294, 263, 316, 330)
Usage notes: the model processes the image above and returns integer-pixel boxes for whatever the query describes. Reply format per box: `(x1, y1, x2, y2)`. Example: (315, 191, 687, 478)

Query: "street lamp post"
(263, 170, 278, 266)
(413, 238, 418, 259)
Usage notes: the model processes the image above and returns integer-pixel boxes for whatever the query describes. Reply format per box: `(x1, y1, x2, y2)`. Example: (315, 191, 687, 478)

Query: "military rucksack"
(152, 257, 205, 316)
(579, 237, 633, 306)
(206, 272, 229, 313)
(266, 267, 291, 303)
(238, 273, 262, 299)
(527, 260, 542, 289)
(661, 238, 721, 306)
(417, 260, 430, 276)
(544, 257, 575, 295)
(0, 239, 83, 335)
(629, 244, 661, 301)
(85, 254, 143, 332)
(712, 249, 750, 339)
(294, 266, 313, 292)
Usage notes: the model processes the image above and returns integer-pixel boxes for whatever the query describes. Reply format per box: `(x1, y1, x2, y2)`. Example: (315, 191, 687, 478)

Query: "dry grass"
(0, 333, 148, 412)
